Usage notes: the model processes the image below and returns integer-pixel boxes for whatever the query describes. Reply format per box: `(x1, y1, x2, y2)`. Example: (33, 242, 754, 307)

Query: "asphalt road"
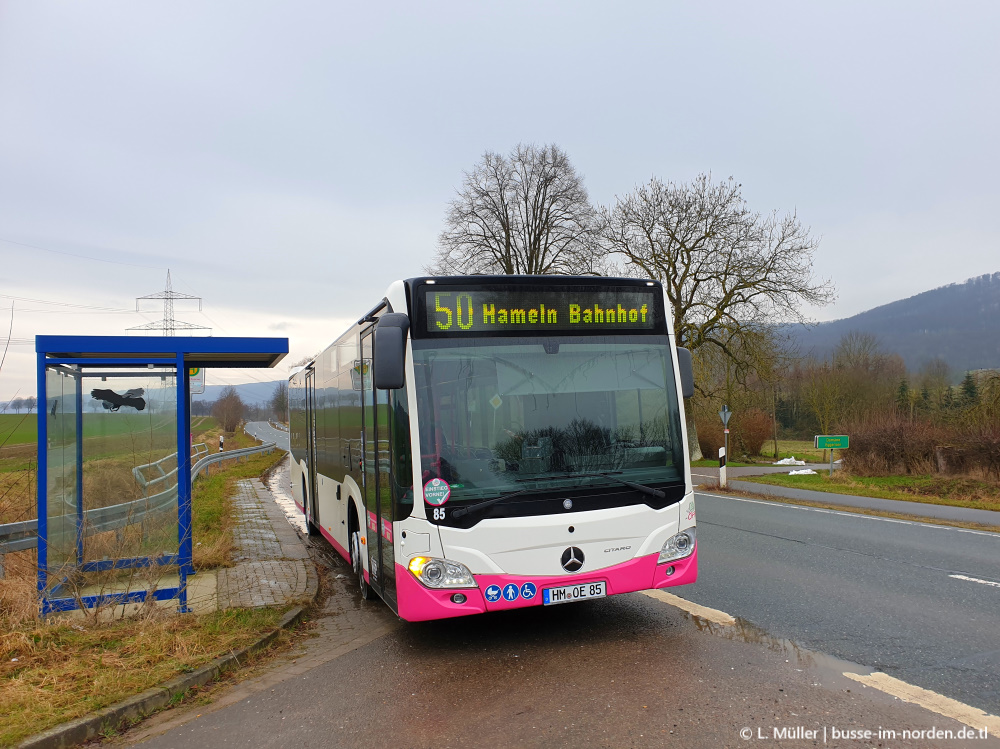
(245, 420, 289, 452)
(686, 490, 1000, 714)
(120, 463, 1000, 748)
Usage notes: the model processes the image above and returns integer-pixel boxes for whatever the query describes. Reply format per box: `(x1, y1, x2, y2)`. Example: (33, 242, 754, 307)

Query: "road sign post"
(814, 435, 849, 476)
(719, 406, 732, 488)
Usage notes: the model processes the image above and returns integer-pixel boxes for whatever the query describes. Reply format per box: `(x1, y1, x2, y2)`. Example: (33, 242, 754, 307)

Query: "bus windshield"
(412, 336, 684, 509)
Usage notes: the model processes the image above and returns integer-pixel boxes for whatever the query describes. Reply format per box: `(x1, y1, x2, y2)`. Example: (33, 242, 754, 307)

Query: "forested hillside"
(787, 273, 1000, 376)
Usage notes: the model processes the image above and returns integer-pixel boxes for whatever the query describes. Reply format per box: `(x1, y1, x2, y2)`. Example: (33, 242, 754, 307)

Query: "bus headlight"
(407, 556, 477, 589)
(658, 529, 696, 564)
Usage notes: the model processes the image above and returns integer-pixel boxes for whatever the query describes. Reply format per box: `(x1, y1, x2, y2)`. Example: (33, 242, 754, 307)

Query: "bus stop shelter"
(35, 335, 288, 615)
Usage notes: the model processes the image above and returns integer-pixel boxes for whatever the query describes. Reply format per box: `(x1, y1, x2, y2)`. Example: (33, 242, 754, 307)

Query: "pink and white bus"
(289, 276, 697, 621)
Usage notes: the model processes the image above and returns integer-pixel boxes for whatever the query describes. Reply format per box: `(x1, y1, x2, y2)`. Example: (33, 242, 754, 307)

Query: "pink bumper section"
(395, 544, 698, 622)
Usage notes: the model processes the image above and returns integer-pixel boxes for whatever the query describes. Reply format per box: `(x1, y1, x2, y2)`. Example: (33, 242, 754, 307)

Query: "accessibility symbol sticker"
(502, 583, 520, 601)
(520, 582, 537, 600)
(424, 478, 451, 506)
(484, 585, 502, 603)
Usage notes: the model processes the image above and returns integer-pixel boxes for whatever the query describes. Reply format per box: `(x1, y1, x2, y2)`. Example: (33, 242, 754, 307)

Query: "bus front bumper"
(395, 544, 697, 623)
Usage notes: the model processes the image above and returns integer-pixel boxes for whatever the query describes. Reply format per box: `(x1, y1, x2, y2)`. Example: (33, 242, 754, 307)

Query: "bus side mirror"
(374, 313, 409, 390)
(676, 347, 694, 398)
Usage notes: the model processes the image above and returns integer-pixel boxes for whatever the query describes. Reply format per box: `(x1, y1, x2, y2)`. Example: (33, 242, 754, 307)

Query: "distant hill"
(786, 272, 1000, 377)
(193, 380, 284, 405)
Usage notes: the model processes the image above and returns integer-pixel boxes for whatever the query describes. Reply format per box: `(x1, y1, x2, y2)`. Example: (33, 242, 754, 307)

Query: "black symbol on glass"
(91, 388, 146, 412)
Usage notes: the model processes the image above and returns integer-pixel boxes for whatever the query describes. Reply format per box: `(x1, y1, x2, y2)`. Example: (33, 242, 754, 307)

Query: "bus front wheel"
(350, 530, 374, 600)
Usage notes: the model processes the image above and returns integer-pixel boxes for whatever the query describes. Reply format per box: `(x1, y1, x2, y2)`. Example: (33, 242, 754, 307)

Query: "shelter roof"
(36, 335, 288, 368)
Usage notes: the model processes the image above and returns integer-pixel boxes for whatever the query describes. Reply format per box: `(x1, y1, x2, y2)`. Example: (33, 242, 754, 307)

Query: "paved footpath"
(216, 478, 316, 610)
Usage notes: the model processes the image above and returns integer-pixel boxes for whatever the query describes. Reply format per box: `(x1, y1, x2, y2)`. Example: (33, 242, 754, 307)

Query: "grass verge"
(738, 472, 1000, 513)
(696, 483, 1000, 534)
(690, 459, 754, 468)
(0, 442, 293, 745)
(0, 606, 289, 746)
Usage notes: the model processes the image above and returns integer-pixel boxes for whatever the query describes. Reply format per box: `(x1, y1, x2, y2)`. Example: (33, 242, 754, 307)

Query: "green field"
(0, 413, 37, 447)
(757, 439, 827, 463)
(0, 412, 192, 447)
(1, 414, 220, 452)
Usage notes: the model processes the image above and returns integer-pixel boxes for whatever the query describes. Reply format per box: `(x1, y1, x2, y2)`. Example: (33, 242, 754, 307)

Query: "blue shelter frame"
(36, 335, 287, 616)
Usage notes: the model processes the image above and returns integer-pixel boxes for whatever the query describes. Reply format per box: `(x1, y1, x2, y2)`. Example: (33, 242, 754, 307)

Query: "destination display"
(421, 288, 660, 335)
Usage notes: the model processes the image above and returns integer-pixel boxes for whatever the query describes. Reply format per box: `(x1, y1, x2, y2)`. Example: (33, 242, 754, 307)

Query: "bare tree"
(10, 396, 24, 414)
(601, 174, 835, 458)
(832, 331, 904, 419)
(428, 144, 602, 275)
(24, 395, 36, 413)
(802, 360, 846, 453)
(270, 381, 288, 422)
(212, 386, 245, 433)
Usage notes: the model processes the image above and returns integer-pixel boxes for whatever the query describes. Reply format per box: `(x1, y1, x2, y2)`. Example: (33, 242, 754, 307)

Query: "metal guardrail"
(0, 441, 278, 556)
(133, 443, 209, 490)
(191, 441, 277, 481)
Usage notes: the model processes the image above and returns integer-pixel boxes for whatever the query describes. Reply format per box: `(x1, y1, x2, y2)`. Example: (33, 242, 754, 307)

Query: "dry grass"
(0, 442, 293, 746)
(0, 551, 38, 628)
(0, 605, 287, 745)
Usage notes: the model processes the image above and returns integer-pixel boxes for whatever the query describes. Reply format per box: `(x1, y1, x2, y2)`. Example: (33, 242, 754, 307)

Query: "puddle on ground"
(265, 458, 308, 535)
(678, 607, 879, 694)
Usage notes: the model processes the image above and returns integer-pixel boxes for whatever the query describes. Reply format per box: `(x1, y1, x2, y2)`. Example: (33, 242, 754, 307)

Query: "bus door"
(360, 327, 396, 607)
(304, 365, 319, 529)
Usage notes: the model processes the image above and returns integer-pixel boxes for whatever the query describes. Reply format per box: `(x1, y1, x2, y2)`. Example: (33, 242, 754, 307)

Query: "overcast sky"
(1, 1, 998, 399)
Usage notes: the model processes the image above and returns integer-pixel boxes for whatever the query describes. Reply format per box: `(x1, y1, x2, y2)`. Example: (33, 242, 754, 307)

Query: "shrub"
(838, 410, 939, 476)
(956, 419, 1000, 480)
(735, 408, 772, 457)
(695, 415, 724, 460)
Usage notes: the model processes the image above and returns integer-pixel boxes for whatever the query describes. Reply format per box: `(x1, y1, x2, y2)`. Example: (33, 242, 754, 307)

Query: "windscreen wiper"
(452, 473, 665, 520)
(450, 489, 534, 519)
(575, 472, 665, 499)
(517, 471, 666, 499)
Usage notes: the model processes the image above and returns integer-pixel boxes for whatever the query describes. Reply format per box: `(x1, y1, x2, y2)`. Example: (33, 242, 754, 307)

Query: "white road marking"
(648, 586, 1000, 734)
(949, 574, 1000, 588)
(642, 589, 736, 625)
(694, 491, 1000, 539)
(641, 547, 999, 733)
(843, 671, 1000, 734)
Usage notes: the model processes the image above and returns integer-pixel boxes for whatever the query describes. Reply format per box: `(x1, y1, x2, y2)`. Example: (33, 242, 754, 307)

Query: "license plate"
(543, 581, 606, 605)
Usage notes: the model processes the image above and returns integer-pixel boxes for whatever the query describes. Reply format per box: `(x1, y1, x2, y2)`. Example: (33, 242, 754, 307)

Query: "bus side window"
(391, 386, 414, 521)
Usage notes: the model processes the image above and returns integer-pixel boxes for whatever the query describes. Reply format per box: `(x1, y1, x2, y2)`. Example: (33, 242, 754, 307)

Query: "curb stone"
(17, 574, 319, 749)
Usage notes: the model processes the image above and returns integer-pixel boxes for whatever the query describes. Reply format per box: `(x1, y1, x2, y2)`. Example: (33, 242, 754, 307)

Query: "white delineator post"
(718, 405, 732, 489)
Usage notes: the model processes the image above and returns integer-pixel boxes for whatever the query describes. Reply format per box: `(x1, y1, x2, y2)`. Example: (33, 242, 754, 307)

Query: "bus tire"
(302, 477, 320, 536)
(351, 530, 374, 600)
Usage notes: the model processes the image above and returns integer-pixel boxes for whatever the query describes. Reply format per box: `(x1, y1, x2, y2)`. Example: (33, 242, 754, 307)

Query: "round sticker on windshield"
(424, 478, 451, 506)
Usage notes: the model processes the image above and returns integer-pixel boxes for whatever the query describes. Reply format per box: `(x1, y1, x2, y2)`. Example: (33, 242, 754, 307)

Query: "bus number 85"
(434, 293, 474, 331)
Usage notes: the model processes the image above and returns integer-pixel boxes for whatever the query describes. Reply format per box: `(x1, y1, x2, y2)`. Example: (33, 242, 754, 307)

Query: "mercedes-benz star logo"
(561, 546, 584, 572)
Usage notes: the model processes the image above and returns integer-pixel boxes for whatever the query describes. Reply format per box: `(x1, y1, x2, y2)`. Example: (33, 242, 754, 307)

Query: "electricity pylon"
(127, 269, 211, 336)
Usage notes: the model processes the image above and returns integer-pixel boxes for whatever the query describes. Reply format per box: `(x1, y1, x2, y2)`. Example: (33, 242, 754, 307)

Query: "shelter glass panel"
(44, 365, 179, 592)
(44, 366, 79, 587)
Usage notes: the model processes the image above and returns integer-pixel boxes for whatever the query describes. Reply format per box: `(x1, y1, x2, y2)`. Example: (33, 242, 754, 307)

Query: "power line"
(0, 294, 135, 313)
(0, 236, 165, 270)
